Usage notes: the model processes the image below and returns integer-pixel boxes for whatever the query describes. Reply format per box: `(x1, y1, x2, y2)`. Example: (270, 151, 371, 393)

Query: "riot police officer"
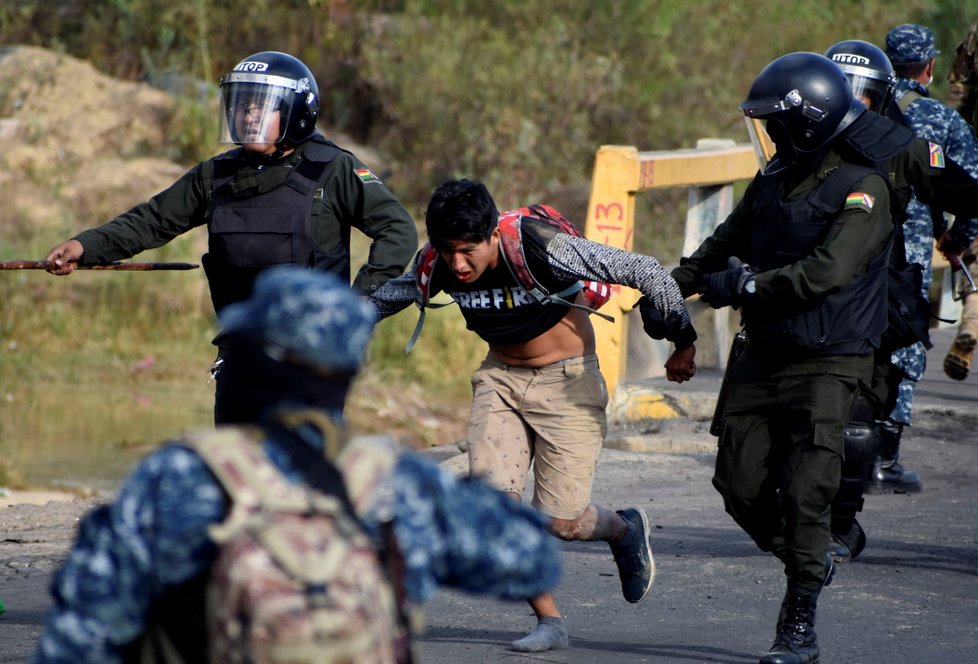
(43, 51, 418, 422)
(823, 39, 978, 561)
(670, 52, 896, 664)
(870, 24, 978, 492)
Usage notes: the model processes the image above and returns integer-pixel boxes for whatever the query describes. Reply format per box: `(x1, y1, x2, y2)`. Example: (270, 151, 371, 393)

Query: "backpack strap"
(897, 89, 923, 112)
(335, 435, 400, 521)
(497, 207, 615, 322)
(261, 411, 363, 525)
(406, 243, 455, 353)
(408, 204, 617, 352)
(180, 426, 354, 543)
(497, 209, 553, 303)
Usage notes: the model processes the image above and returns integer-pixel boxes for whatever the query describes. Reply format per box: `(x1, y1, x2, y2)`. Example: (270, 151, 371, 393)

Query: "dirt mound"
(0, 46, 193, 234)
(0, 45, 396, 238)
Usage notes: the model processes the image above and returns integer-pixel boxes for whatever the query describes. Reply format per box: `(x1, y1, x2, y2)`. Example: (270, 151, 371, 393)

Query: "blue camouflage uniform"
(33, 439, 559, 663)
(887, 24, 978, 424)
(33, 267, 561, 664)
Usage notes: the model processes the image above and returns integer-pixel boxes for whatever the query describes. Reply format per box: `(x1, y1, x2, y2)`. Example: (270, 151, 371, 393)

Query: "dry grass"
(0, 47, 481, 489)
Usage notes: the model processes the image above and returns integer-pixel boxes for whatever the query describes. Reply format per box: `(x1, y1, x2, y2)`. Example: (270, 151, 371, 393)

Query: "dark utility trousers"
(713, 349, 871, 591)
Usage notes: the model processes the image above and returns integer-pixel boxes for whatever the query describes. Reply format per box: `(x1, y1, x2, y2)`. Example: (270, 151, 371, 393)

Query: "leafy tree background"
(3, 0, 973, 211)
(0, 0, 974, 487)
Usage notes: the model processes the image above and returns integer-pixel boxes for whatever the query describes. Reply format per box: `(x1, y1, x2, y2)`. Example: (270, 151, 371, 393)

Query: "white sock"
(509, 616, 569, 652)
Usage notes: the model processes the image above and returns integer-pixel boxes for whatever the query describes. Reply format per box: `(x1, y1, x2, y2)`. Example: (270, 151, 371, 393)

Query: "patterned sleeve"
(368, 268, 419, 321)
(389, 454, 560, 603)
(33, 447, 226, 664)
(545, 233, 692, 332)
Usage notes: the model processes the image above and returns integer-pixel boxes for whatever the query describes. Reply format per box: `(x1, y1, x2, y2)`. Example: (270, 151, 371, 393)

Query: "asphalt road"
(415, 328, 978, 664)
(1, 330, 975, 664)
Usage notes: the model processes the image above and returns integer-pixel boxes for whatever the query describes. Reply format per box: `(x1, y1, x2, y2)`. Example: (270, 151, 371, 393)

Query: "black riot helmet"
(740, 52, 865, 174)
(218, 51, 320, 148)
(824, 40, 896, 115)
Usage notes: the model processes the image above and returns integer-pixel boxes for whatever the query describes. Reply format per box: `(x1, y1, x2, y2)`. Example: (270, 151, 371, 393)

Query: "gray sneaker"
(610, 508, 655, 603)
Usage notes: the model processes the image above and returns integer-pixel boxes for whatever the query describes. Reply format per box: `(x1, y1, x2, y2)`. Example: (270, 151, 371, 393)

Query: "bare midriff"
(487, 307, 596, 367)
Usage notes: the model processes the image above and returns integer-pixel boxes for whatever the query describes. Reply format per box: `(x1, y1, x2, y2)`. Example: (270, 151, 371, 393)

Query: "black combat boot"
(760, 584, 820, 664)
(866, 420, 922, 494)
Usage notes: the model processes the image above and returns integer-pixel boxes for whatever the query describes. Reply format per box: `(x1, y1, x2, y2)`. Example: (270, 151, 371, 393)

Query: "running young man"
(369, 178, 696, 652)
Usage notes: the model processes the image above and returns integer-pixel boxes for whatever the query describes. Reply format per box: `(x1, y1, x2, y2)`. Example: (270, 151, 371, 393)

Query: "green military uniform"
(888, 136, 978, 219)
(672, 147, 893, 591)
(73, 134, 417, 296)
(72, 133, 417, 425)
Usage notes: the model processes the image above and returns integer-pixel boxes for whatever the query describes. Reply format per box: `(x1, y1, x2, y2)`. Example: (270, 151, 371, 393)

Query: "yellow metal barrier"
(583, 143, 759, 391)
(583, 142, 959, 392)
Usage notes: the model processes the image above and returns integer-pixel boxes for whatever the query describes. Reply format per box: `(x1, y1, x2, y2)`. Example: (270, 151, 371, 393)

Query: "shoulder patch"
(354, 167, 381, 184)
(928, 142, 945, 168)
(844, 192, 875, 213)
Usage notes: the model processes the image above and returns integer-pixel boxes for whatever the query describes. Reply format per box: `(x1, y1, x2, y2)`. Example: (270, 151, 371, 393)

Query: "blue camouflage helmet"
(886, 24, 941, 65)
(218, 266, 376, 373)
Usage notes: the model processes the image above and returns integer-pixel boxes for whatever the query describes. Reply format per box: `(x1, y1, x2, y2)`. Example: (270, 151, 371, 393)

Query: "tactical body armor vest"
(202, 137, 345, 313)
(741, 163, 891, 356)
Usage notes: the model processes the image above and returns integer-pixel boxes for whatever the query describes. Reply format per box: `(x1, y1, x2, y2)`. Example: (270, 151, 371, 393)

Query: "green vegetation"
(0, 0, 974, 488)
(4, 1, 973, 202)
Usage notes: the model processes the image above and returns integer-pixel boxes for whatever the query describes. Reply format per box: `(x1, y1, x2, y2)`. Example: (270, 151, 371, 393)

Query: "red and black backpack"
(406, 204, 612, 351)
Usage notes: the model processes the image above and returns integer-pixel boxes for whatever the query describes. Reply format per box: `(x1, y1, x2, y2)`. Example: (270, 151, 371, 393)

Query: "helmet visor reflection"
(848, 75, 891, 113)
(743, 116, 778, 174)
(218, 82, 292, 145)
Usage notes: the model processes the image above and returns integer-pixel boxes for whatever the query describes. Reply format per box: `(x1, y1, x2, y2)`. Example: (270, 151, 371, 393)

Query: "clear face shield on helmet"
(740, 88, 805, 174)
(742, 116, 778, 174)
(740, 87, 833, 175)
(845, 70, 892, 114)
(218, 73, 298, 146)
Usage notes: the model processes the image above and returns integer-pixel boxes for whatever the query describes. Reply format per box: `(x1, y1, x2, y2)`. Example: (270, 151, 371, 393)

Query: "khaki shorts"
(467, 354, 609, 519)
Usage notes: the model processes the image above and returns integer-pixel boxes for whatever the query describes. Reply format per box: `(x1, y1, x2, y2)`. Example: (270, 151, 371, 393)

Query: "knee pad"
(842, 422, 880, 472)
(848, 394, 876, 426)
(833, 474, 866, 520)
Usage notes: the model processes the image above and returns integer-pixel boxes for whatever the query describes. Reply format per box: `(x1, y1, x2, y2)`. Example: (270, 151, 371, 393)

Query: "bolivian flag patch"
(355, 167, 380, 183)
(844, 192, 875, 213)
(928, 142, 945, 168)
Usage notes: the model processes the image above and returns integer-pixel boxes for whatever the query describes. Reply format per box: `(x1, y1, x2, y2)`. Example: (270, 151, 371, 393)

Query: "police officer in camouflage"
(32, 267, 561, 664)
(42, 51, 418, 422)
(875, 24, 978, 493)
(945, 17, 978, 381)
(671, 52, 898, 664)
(823, 39, 978, 561)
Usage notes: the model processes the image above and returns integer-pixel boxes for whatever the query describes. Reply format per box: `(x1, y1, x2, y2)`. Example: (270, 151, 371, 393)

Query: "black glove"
(638, 297, 697, 349)
(700, 257, 755, 309)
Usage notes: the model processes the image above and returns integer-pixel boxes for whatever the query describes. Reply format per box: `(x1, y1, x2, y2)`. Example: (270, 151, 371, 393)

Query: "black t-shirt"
(430, 258, 571, 346)
(371, 210, 693, 347)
